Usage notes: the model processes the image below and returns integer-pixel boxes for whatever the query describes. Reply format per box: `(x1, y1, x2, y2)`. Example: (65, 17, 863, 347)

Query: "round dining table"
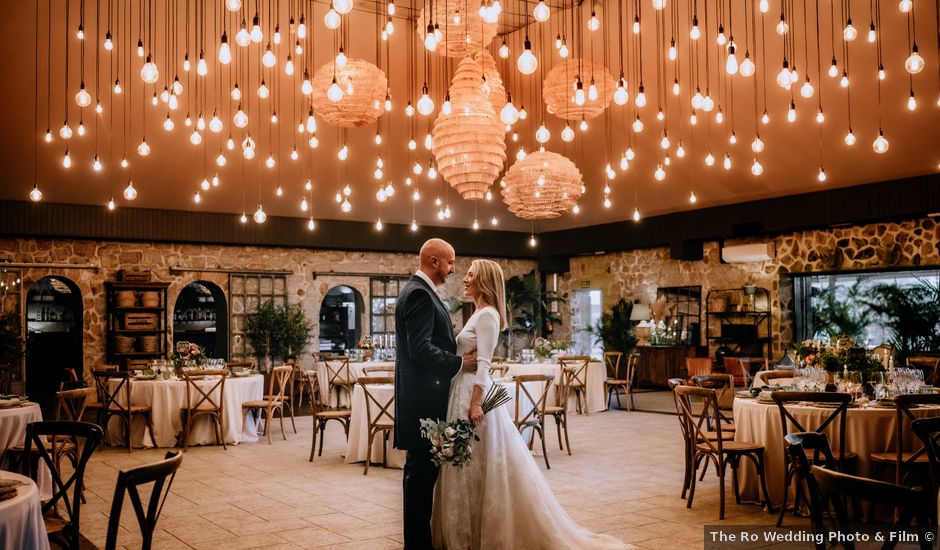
(733, 396, 940, 507)
(107, 374, 264, 448)
(505, 360, 607, 413)
(318, 361, 395, 407)
(0, 471, 50, 550)
(0, 402, 52, 499)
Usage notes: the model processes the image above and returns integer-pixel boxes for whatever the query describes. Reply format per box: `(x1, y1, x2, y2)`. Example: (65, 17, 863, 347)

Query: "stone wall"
(553, 217, 940, 357)
(0, 237, 537, 383)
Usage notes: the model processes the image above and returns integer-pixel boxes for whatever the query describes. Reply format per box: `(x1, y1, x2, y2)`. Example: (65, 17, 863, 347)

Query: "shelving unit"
(105, 281, 170, 370)
(705, 286, 772, 361)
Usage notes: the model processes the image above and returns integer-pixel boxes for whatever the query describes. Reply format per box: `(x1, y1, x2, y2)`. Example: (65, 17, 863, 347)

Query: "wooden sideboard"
(635, 345, 704, 388)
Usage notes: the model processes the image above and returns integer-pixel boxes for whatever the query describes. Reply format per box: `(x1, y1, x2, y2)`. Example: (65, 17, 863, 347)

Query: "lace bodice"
(456, 306, 500, 388)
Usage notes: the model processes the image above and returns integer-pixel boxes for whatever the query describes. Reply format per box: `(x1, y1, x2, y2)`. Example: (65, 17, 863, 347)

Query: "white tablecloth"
(107, 375, 264, 448)
(505, 361, 607, 413)
(0, 471, 50, 550)
(0, 403, 51, 499)
(733, 397, 940, 506)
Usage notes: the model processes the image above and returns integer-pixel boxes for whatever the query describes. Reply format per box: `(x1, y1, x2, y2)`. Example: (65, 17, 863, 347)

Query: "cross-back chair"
(180, 369, 228, 450)
(544, 372, 573, 456)
(604, 351, 636, 411)
(358, 376, 395, 475)
(674, 385, 771, 520)
(559, 355, 591, 415)
(782, 433, 840, 550)
(912, 416, 940, 536)
(513, 374, 554, 469)
(908, 356, 940, 386)
(309, 369, 351, 461)
(241, 365, 292, 444)
(813, 465, 933, 550)
(91, 370, 158, 450)
(667, 378, 695, 500)
(25, 420, 103, 550)
(361, 365, 396, 375)
(321, 355, 355, 407)
(755, 369, 798, 387)
(871, 393, 940, 487)
(104, 451, 183, 550)
(690, 374, 737, 430)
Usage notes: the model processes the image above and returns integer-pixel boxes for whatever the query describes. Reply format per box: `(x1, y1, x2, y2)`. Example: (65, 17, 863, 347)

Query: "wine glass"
(870, 372, 886, 400)
(847, 371, 862, 401)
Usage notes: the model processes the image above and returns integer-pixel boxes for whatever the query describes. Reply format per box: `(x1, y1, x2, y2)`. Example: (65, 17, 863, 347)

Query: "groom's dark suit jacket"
(394, 275, 462, 451)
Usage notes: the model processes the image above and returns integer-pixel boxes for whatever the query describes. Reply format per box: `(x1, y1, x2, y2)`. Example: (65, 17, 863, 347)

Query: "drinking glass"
(847, 371, 862, 401)
(870, 372, 885, 400)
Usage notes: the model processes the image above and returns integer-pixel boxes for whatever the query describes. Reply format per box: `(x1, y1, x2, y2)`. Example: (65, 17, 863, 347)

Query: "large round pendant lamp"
(501, 150, 583, 220)
(432, 56, 506, 201)
(542, 58, 616, 121)
(417, 0, 497, 58)
(310, 59, 387, 128)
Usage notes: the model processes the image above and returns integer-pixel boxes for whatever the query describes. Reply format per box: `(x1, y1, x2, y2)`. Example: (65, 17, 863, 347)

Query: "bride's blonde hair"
(470, 259, 508, 331)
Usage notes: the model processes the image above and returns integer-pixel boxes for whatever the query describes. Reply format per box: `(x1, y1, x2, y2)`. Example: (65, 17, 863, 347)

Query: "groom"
(395, 238, 476, 550)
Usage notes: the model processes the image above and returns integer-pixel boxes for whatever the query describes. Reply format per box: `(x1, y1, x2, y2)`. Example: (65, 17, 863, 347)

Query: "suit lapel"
(409, 275, 455, 340)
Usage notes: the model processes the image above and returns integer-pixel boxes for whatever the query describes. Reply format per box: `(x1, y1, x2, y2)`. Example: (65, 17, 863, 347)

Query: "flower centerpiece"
(356, 335, 374, 360)
(532, 337, 554, 361)
(420, 384, 512, 468)
(794, 337, 885, 392)
(169, 341, 206, 371)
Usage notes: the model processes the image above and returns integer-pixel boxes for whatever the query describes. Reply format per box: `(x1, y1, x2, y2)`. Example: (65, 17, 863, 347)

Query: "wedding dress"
(431, 306, 628, 550)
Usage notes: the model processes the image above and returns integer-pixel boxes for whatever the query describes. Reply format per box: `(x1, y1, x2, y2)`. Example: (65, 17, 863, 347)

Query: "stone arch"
(172, 280, 229, 360)
(318, 285, 365, 354)
(25, 275, 83, 415)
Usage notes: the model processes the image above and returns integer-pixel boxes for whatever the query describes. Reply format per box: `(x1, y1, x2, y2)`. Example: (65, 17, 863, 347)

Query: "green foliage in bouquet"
(169, 341, 206, 370)
(420, 384, 511, 468)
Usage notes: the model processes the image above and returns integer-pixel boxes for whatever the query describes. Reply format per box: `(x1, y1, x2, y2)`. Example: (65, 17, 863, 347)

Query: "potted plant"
(246, 300, 283, 372)
(863, 279, 940, 366)
(505, 271, 542, 360)
(595, 299, 639, 358)
(282, 303, 313, 362)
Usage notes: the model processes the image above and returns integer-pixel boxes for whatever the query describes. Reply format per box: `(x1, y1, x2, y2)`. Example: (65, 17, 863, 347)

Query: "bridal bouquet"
(420, 384, 512, 469)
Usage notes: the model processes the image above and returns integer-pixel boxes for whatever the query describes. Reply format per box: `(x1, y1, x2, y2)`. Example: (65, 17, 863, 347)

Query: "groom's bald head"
(419, 238, 456, 286)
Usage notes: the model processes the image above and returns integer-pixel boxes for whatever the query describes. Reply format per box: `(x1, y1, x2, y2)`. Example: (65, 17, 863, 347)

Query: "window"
(571, 289, 603, 359)
(370, 277, 407, 344)
(229, 273, 287, 360)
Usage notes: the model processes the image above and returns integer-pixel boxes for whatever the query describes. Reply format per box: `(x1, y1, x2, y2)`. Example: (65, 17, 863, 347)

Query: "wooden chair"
(361, 365, 396, 375)
(908, 356, 940, 386)
(771, 391, 855, 527)
(685, 357, 713, 381)
(782, 433, 841, 550)
(544, 370, 573, 456)
(871, 393, 940, 487)
(358, 376, 395, 475)
(489, 363, 510, 378)
(911, 416, 940, 531)
(321, 355, 355, 407)
(513, 374, 555, 469)
(25, 421, 103, 550)
(309, 369, 351, 461)
(180, 370, 228, 450)
(690, 374, 737, 429)
(813, 465, 933, 550)
(754, 369, 798, 387)
(667, 378, 696, 500)
(105, 451, 183, 550)
(723, 356, 754, 388)
(91, 370, 158, 451)
(603, 351, 634, 411)
(241, 365, 292, 444)
(225, 361, 254, 371)
(289, 363, 321, 414)
(559, 355, 591, 414)
(674, 385, 772, 520)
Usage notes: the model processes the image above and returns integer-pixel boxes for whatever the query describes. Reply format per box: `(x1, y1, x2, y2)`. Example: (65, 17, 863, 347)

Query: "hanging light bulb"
(668, 40, 677, 60)
(800, 79, 815, 98)
(216, 152, 227, 166)
(90, 155, 102, 172)
(559, 41, 570, 58)
(257, 80, 270, 99)
(588, 10, 600, 31)
(163, 115, 175, 132)
(59, 123, 72, 140)
(750, 136, 764, 154)
(816, 167, 827, 182)
(828, 58, 839, 78)
(723, 154, 732, 170)
(500, 99, 519, 125)
(201, 177, 211, 191)
(653, 164, 665, 181)
(635, 85, 647, 107)
(872, 130, 889, 153)
(761, 110, 770, 125)
(75, 84, 92, 107)
(672, 80, 680, 95)
(660, 132, 670, 149)
(577, 119, 588, 132)
(499, 40, 510, 59)
(27, 184, 42, 202)
(690, 18, 701, 39)
(209, 112, 223, 133)
(136, 38, 144, 57)
(843, 19, 858, 41)
(574, 81, 586, 105)
(751, 158, 764, 175)
(107, 196, 116, 210)
(705, 151, 715, 166)
(739, 53, 755, 77)
(424, 133, 433, 150)
(899, 0, 913, 12)
(815, 108, 825, 123)
(62, 149, 72, 168)
(77, 121, 86, 136)
(233, 106, 249, 128)
(842, 129, 856, 145)
(907, 90, 917, 111)
(632, 117, 644, 132)
(519, 106, 528, 120)
(776, 15, 788, 35)
(333, 0, 353, 15)
(715, 109, 724, 124)
(840, 71, 849, 88)
(417, 85, 434, 115)
(324, 9, 341, 29)
(385, 18, 394, 36)
(337, 144, 349, 160)
(905, 45, 925, 74)
(613, 79, 629, 105)
(787, 101, 797, 122)
(588, 79, 598, 101)
(535, 124, 551, 143)
(717, 28, 727, 45)
(867, 22, 876, 43)
(424, 24, 438, 51)
(262, 45, 277, 68)
(249, 14, 263, 42)
(776, 61, 793, 89)
(137, 139, 150, 156)
(341, 199, 352, 213)
(197, 54, 208, 76)
(632, 208, 641, 222)
(252, 204, 267, 223)
(517, 39, 538, 74)
(190, 130, 202, 145)
(265, 155, 275, 169)
(140, 55, 159, 83)
(533, 0, 550, 22)
(561, 124, 575, 142)
(327, 78, 344, 102)
(335, 48, 347, 68)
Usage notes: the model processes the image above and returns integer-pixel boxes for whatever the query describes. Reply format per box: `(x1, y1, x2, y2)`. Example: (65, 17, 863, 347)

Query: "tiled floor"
(78, 395, 800, 549)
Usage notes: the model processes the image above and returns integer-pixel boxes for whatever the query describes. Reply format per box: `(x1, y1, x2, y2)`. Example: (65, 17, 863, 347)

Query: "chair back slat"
(691, 374, 735, 423)
(362, 365, 395, 375)
(25, 420, 103, 549)
(513, 374, 554, 427)
(891, 393, 940, 473)
(93, 370, 132, 414)
(674, 385, 725, 454)
(105, 451, 183, 550)
(625, 353, 640, 386)
(182, 370, 228, 412)
(268, 365, 293, 401)
(667, 379, 691, 442)
(912, 416, 940, 526)
(604, 352, 622, 379)
(559, 356, 590, 386)
(771, 391, 850, 470)
(357, 376, 395, 427)
(55, 387, 95, 422)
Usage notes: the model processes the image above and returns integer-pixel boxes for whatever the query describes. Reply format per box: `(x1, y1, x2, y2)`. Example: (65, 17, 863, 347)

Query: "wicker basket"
(138, 335, 160, 353)
(140, 291, 160, 308)
(116, 291, 137, 308)
(113, 334, 136, 353)
(124, 312, 158, 331)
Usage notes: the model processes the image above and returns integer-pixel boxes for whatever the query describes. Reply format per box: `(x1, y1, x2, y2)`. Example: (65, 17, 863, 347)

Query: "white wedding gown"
(431, 307, 629, 550)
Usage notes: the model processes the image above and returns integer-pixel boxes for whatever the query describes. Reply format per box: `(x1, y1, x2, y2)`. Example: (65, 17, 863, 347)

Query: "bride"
(431, 259, 628, 550)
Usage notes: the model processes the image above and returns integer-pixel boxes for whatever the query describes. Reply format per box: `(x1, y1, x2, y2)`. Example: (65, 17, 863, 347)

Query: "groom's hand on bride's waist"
(461, 350, 478, 373)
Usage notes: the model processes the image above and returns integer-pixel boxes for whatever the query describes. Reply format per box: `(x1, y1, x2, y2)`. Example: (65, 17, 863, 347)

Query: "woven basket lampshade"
(432, 56, 506, 201)
(417, 0, 497, 58)
(474, 50, 507, 118)
(542, 58, 616, 121)
(310, 59, 387, 128)
(501, 151, 583, 220)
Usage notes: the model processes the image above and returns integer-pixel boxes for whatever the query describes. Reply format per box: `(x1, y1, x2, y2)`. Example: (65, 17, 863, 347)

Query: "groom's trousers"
(403, 449, 439, 550)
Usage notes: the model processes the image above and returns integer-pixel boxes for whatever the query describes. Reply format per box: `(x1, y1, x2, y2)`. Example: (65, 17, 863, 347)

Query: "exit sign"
(580, 280, 591, 288)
